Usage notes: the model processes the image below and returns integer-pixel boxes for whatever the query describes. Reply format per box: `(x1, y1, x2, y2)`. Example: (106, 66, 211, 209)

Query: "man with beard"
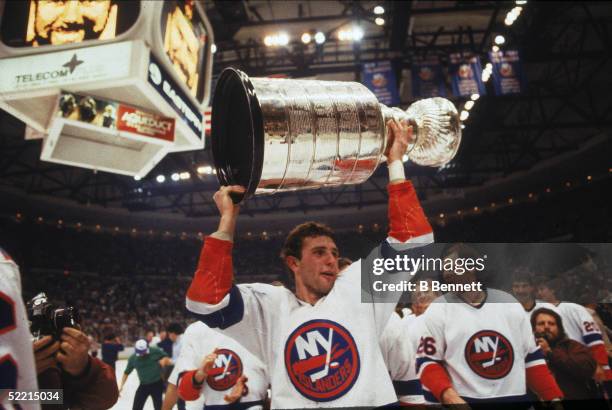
(531, 308, 606, 406)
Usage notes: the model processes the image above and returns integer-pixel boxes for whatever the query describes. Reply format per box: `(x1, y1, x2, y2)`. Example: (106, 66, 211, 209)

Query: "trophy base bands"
(2, 390, 63, 404)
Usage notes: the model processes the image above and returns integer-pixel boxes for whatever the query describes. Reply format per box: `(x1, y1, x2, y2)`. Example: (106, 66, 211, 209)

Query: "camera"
(26, 292, 80, 340)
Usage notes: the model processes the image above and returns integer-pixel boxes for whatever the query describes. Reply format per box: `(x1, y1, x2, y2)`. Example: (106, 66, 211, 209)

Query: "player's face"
(293, 236, 339, 300)
(145, 331, 154, 343)
(412, 293, 436, 316)
(35, 0, 111, 45)
(534, 313, 559, 341)
(536, 285, 555, 303)
(442, 251, 477, 285)
(512, 281, 534, 303)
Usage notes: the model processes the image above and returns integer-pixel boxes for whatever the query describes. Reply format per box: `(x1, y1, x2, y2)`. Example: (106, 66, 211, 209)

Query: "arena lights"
(402, 154, 409, 162)
(516, 0, 527, 5)
(465, 100, 475, 110)
(211, 44, 217, 54)
(505, 7, 523, 26)
(156, 175, 165, 183)
(301, 32, 312, 44)
(492, 45, 500, 52)
(374, 5, 385, 15)
(197, 165, 215, 175)
(482, 63, 493, 82)
(171, 173, 180, 181)
(338, 26, 364, 42)
(470, 93, 480, 101)
(264, 32, 290, 47)
(179, 172, 191, 180)
(460, 110, 469, 121)
(494, 35, 506, 45)
(375, 17, 385, 26)
(134, 175, 141, 181)
(314, 32, 326, 44)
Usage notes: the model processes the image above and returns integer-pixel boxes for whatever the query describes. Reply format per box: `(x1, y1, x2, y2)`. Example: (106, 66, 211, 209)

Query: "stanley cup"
(212, 68, 461, 201)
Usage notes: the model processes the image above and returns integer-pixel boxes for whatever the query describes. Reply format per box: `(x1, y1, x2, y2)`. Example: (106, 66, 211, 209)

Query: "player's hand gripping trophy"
(211, 68, 461, 202)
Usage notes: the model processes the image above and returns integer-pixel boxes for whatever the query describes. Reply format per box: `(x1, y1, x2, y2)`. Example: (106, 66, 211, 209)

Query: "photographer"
(531, 307, 605, 405)
(29, 293, 119, 409)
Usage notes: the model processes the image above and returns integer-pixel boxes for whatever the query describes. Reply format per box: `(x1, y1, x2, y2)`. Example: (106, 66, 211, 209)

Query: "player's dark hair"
(104, 333, 116, 341)
(338, 257, 353, 271)
(280, 222, 336, 261)
(511, 267, 534, 285)
(531, 307, 566, 339)
(279, 222, 336, 289)
(166, 322, 184, 335)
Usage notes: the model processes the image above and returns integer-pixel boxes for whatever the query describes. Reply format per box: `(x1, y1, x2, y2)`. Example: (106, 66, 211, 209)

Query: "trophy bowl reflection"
(212, 68, 461, 202)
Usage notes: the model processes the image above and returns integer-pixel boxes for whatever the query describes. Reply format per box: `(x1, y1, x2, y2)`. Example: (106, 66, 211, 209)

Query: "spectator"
(33, 327, 118, 409)
(157, 330, 173, 358)
(101, 333, 124, 370)
(531, 308, 605, 405)
(119, 339, 172, 410)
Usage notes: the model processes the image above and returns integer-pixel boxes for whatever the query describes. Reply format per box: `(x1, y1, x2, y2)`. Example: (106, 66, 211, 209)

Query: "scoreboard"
(0, 1, 214, 177)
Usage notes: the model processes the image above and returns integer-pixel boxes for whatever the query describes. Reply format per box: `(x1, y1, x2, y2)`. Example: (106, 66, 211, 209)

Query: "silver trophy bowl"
(212, 68, 461, 202)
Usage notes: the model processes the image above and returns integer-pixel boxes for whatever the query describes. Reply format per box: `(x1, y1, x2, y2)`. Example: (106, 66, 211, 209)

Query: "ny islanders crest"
(464, 330, 514, 379)
(284, 319, 360, 401)
(206, 348, 243, 391)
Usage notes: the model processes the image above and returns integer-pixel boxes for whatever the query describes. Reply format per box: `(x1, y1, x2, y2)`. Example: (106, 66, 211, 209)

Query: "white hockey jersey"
(172, 321, 268, 409)
(187, 240, 433, 408)
(0, 247, 40, 410)
(417, 289, 547, 403)
(186, 180, 433, 408)
(522, 300, 559, 321)
(379, 312, 424, 405)
(555, 301, 605, 348)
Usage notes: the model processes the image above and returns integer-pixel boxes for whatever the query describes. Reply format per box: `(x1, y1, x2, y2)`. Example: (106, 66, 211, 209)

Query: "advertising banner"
(57, 91, 175, 142)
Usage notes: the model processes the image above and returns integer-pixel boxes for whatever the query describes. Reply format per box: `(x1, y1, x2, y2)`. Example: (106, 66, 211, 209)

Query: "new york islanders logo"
(285, 319, 360, 402)
(206, 348, 243, 391)
(464, 330, 514, 379)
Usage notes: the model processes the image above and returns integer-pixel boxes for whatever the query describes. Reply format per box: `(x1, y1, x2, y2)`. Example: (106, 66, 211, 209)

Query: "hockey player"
(0, 246, 39, 410)
(380, 310, 425, 406)
(186, 120, 434, 408)
(537, 277, 611, 388)
(173, 321, 268, 409)
(417, 244, 564, 408)
(511, 267, 558, 320)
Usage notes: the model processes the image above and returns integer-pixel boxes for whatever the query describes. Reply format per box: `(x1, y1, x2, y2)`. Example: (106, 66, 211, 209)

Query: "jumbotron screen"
(0, 0, 139, 47)
(161, 0, 208, 103)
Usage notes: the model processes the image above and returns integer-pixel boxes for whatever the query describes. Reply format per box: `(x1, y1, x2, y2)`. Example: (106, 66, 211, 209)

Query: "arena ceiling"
(0, 1, 611, 232)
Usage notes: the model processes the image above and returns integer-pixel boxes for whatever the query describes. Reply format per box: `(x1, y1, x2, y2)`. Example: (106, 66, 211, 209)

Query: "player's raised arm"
(185, 185, 244, 314)
(384, 120, 433, 245)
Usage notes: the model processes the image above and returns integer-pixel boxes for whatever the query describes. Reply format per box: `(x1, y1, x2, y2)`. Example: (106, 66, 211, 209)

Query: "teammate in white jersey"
(511, 268, 558, 320)
(537, 278, 611, 386)
(379, 311, 425, 406)
(0, 246, 40, 410)
(175, 321, 268, 409)
(186, 121, 434, 408)
(417, 244, 563, 407)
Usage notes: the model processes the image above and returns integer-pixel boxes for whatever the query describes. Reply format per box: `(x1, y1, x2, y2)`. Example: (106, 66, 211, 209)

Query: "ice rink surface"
(111, 359, 204, 410)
